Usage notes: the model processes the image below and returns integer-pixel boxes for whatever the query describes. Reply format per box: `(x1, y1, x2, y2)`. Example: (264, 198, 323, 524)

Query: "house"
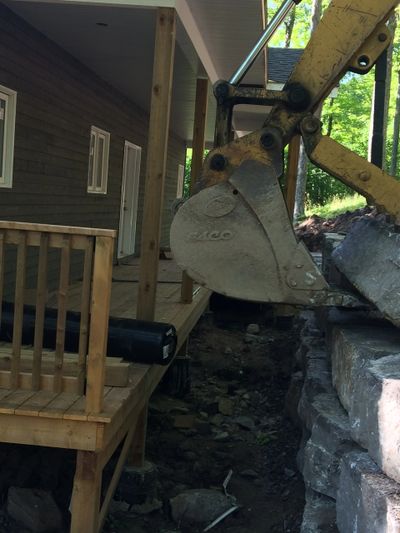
(0, 2, 272, 530)
(0, 0, 266, 258)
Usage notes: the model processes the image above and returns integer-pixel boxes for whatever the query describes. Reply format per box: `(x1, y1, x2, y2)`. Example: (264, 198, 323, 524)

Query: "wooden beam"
(70, 451, 102, 533)
(137, 7, 176, 322)
(181, 77, 209, 304)
(127, 402, 149, 467)
(86, 236, 114, 414)
(285, 134, 301, 222)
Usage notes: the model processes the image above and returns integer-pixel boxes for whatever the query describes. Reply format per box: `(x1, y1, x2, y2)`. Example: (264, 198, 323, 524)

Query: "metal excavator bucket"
(171, 158, 329, 305)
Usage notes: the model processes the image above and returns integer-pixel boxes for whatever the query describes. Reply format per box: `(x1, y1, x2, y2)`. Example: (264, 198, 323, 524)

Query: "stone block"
(337, 451, 400, 533)
(301, 489, 337, 533)
(314, 307, 373, 344)
(170, 489, 233, 526)
(298, 349, 334, 432)
(285, 371, 304, 427)
(351, 354, 400, 484)
(302, 393, 358, 499)
(331, 325, 400, 413)
(332, 217, 400, 327)
(322, 232, 347, 287)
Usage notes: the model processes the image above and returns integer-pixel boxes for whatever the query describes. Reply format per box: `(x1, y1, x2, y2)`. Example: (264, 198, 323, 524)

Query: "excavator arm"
(170, 0, 400, 306)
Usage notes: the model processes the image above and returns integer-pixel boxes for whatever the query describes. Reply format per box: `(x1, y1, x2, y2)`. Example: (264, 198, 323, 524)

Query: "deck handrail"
(0, 220, 115, 414)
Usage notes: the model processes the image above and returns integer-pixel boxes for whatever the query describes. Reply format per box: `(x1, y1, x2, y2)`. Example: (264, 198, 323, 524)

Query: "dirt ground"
(105, 300, 305, 533)
(295, 206, 375, 251)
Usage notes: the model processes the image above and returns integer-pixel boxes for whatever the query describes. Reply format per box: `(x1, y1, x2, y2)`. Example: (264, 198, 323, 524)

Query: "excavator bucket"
(171, 159, 329, 305)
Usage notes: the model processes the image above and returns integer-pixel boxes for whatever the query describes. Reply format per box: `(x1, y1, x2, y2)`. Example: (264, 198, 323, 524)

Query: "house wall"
(0, 3, 186, 295)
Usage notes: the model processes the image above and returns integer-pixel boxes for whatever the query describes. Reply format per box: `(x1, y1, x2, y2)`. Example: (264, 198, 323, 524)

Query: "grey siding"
(0, 2, 186, 294)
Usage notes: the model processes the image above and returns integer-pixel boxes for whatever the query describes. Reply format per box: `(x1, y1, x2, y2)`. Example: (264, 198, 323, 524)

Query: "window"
(176, 163, 185, 198)
(87, 126, 110, 194)
(0, 85, 17, 189)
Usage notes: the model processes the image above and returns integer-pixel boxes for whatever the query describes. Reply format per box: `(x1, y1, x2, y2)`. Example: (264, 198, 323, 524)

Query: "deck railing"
(0, 221, 116, 414)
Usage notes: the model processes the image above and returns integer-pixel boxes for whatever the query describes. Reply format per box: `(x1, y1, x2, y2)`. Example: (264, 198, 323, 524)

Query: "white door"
(118, 141, 141, 259)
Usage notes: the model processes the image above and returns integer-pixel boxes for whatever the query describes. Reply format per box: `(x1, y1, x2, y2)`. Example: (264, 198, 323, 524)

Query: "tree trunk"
(293, 0, 322, 221)
(293, 141, 309, 220)
(284, 7, 296, 47)
(390, 70, 400, 176)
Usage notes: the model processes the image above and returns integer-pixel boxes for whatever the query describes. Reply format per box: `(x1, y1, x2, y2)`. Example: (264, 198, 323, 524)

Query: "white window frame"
(176, 163, 185, 198)
(87, 125, 110, 194)
(0, 85, 17, 189)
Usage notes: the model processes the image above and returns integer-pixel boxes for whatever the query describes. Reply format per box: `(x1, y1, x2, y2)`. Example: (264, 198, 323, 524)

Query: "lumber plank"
(87, 386, 132, 423)
(54, 235, 71, 392)
(5, 230, 91, 251)
(38, 392, 80, 419)
(0, 413, 98, 450)
(99, 417, 138, 530)
(70, 451, 102, 532)
(0, 371, 78, 392)
(11, 232, 27, 389)
(0, 389, 36, 414)
(181, 78, 209, 304)
(0, 220, 116, 238)
(32, 232, 49, 389)
(0, 232, 5, 329)
(86, 236, 114, 414)
(65, 387, 113, 422)
(15, 390, 58, 416)
(136, 7, 176, 322)
(78, 237, 94, 393)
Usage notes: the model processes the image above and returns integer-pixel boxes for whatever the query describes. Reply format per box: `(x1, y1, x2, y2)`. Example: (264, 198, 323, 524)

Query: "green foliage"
(305, 195, 366, 219)
(183, 148, 192, 198)
(306, 165, 353, 207)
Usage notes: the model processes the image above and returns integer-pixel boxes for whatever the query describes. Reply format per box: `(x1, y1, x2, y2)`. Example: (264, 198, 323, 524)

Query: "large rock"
(285, 371, 304, 427)
(351, 354, 400, 484)
(337, 451, 400, 533)
(302, 394, 358, 499)
(331, 325, 400, 413)
(7, 487, 63, 533)
(301, 489, 337, 533)
(298, 349, 334, 432)
(170, 489, 233, 526)
(321, 232, 347, 287)
(330, 325, 400, 484)
(332, 217, 400, 327)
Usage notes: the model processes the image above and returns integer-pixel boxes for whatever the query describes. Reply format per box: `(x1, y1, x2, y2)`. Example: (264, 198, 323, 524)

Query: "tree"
(293, 0, 322, 221)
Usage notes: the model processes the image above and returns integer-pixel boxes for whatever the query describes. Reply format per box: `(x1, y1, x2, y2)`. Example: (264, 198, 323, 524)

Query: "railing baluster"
(11, 232, 27, 389)
(32, 233, 49, 390)
(78, 237, 94, 394)
(0, 232, 5, 333)
(54, 235, 71, 393)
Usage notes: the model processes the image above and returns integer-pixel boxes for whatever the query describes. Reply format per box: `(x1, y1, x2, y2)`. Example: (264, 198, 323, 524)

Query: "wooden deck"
(0, 223, 210, 532)
(0, 257, 210, 454)
(46, 256, 210, 352)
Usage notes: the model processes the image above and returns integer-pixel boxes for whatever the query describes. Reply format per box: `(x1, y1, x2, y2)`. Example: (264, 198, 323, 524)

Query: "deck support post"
(128, 403, 149, 467)
(70, 451, 102, 533)
(137, 7, 176, 321)
(285, 134, 301, 222)
(181, 77, 209, 303)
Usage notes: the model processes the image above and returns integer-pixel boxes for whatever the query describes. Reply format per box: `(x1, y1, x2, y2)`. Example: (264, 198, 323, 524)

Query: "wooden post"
(86, 236, 114, 414)
(181, 77, 209, 303)
(70, 451, 102, 533)
(136, 8, 176, 322)
(127, 403, 149, 467)
(285, 134, 301, 222)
